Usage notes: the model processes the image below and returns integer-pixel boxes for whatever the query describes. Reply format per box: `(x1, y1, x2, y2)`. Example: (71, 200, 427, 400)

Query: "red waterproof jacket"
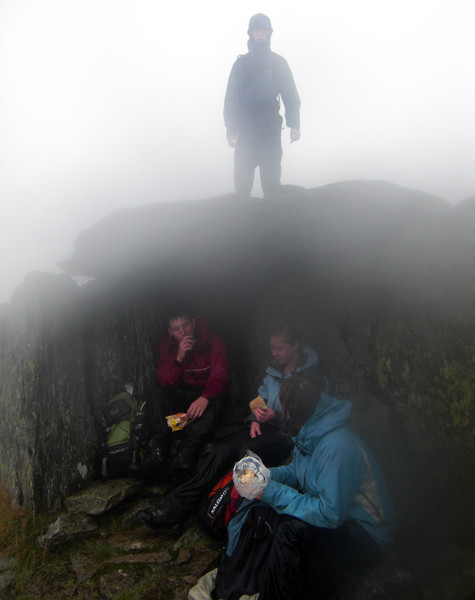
(156, 316, 229, 400)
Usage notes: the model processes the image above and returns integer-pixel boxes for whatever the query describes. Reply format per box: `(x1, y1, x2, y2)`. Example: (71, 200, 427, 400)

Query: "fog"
(1, 0, 474, 303)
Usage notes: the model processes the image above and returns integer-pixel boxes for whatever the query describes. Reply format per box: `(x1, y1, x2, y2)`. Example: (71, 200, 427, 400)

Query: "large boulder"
(0, 273, 94, 509)
(0, 273, 164, 510)
(0, 181, 473, 548)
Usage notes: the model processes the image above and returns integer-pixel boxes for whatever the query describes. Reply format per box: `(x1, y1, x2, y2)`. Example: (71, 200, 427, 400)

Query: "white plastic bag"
(233, 451, 270, 500)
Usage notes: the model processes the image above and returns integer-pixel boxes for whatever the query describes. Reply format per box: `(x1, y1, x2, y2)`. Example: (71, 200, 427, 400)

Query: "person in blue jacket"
(224, 13, 301, 198)
(247, 323, 327, 443)
(216, 376, 397, 600)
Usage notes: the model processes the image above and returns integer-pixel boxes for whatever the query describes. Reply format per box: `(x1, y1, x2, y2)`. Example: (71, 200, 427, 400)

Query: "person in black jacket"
(224, 13, 301, 198)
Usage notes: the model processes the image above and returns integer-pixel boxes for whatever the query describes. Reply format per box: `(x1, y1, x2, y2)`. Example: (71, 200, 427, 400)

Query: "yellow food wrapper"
(166, 412, 190, 431)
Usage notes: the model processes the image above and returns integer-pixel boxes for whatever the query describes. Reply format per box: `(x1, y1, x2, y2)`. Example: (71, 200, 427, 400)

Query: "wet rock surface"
(70, 551, 101, 585)
(36, 511, 98, 549)
(99, 569, 142, 600)
(63, 477, 144, 515)
(2, 476, 474, 599)
(36, 478, 147, 548)
(0, 556, 17, 599)
(21, 478, 221, 599)
(106, 549, 172, 565)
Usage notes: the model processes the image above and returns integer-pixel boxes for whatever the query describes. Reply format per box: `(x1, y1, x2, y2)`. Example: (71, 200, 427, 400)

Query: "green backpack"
(100, 391, 141, 478)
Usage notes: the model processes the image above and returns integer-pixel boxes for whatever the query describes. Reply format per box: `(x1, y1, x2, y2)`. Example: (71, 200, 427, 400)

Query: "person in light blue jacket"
(247, 325, 327, 441)
(255, 342, 325, 414)
(219, 376, 397, 600)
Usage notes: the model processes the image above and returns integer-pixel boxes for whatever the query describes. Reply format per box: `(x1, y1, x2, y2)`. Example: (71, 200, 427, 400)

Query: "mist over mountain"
(59, 180, 474, 311)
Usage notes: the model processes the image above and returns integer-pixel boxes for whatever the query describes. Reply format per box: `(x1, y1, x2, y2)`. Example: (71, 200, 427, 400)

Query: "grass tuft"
(0, 486, 29, 555)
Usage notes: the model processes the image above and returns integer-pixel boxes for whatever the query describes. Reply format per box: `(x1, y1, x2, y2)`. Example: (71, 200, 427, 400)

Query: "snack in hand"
(166, 412, 190, 431)
(240, 469, 257, 484)
(249, 396, 266, 411)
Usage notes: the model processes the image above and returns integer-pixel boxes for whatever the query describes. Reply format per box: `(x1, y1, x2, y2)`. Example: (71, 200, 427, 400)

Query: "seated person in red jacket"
(149, 311, 229, 481)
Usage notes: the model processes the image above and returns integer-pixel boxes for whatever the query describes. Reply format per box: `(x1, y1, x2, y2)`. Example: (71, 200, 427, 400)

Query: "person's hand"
(290, 128, 300, 143)
(253, 407, 276, 423)
(176, 336, 196, 362)
(227, 135, 238, 148)
(186, 396, 209, 420)
(250, 421, 262, 438)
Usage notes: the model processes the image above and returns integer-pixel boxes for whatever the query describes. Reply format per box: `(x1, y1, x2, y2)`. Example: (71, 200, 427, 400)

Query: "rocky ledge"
(2, 477, 474, 600)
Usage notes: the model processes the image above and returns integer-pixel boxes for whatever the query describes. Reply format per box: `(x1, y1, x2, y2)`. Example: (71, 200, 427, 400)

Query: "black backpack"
(214, 504, 281, 599)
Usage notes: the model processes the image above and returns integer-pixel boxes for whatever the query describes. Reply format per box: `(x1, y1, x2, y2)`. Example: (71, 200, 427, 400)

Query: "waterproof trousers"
(162, 424, 292, 518)
(147, 386, 224, 448)
(215, 504, 386, 600)
(234, 118, 283, 198)
(140, 386, 226, 483)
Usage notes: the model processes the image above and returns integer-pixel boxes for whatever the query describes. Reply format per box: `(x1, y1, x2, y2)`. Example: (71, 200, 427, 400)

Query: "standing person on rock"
(140, 311, 229, 483)
(224, 13, 301, 198)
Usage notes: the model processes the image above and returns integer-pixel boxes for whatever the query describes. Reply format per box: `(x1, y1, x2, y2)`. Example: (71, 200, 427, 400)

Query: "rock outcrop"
(0, 181, 474, 550)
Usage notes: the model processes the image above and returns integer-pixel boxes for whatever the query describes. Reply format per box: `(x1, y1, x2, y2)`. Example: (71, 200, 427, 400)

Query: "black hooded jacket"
(224, 38, 301, 137)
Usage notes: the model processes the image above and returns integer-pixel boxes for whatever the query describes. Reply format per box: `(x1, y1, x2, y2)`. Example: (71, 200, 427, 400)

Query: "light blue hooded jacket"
(227, 393, 397, 555)
(257, 345, 326, 414)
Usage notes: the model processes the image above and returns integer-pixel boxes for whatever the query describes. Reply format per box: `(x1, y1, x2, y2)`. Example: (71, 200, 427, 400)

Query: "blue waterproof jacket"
(227, 393, 397, 555)
(257, 346, 323, 414)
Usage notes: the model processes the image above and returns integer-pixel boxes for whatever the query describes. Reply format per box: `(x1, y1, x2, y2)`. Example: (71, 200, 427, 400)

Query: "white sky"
(1, 0, 474, 303)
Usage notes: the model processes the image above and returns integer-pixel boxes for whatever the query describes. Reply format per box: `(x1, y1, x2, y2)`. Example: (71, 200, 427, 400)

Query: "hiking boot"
(170, 441, 199, 482)
(148, 445, 168, 470)
(137, 508, 183, 536)
(130, 440, 169, 480)
(170, 454, 194, 483)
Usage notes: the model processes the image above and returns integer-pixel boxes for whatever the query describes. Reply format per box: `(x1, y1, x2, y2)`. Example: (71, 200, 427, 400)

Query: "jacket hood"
(266, 345, 319, 379)
(293, 393, 352, 455)
(247, 13, 273, 36)
(192, 315, 209, 343)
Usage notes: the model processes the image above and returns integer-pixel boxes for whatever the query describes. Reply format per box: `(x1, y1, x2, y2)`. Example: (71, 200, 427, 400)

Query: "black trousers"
(215, 504, 386, 600)
(146, 386, 224, 450)
(259, 514, 386, 600)
(234, 118, 283, 197)
(162, 423, 292, 517)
